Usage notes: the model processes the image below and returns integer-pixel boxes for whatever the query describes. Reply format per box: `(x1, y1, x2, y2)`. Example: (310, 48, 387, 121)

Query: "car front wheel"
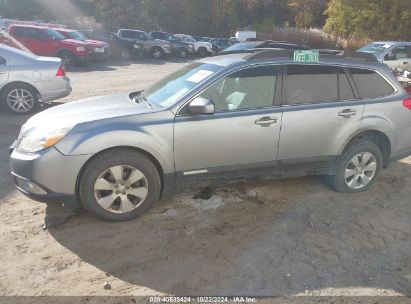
(151, 47, 163, 59)
(79, 148, 161, 221)
(333, 139, 383, 192)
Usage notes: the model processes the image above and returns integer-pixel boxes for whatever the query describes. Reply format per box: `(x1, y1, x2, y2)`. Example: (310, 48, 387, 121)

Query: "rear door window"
(285, 65, 338, 104)
(349, 68, 394, 99)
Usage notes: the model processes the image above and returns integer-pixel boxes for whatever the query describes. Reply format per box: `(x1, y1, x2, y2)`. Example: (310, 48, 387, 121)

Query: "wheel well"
(345, 131, 391, 167)
(57, 49, 74, 56)
(0, 81, 41, 100)
(75, 146, 165, 203)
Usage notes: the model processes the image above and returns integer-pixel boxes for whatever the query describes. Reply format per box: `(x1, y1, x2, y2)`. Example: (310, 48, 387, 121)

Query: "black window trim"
(176, 63, 282, 116)
(347, 66, 398, 100)
(281, 63, 363, 107)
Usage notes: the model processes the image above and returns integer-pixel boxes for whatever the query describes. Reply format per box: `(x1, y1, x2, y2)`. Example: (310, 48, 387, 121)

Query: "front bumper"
(10, 147, 92, 204)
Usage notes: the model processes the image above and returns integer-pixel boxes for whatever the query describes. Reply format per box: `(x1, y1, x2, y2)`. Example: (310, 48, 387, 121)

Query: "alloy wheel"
(94, 165, 149, 213)
(344, 152, 377, 189)
(7, 89, 35, 113)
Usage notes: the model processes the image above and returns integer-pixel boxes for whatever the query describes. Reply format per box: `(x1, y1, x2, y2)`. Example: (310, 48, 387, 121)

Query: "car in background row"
(175, 34, 213, 57)
(80, 29, 140, 60)
(8, 25, 90, 66)
(358, 41, 411, 70)
(54, 28, 110, 61)
(117, 29, 171, 59)
(219, 40, 309, 54)
(0, 45, 71, 114)
(149, 31, 195, 58)
(211, 38, 235, 52)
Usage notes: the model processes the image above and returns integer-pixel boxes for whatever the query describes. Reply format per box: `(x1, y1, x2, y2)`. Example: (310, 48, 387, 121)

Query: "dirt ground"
(0, 58, 410, 301)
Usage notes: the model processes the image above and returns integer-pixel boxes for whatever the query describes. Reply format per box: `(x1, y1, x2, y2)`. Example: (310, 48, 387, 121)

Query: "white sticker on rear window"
(187, 70, 214, 83)
(383, 44, 392, 49)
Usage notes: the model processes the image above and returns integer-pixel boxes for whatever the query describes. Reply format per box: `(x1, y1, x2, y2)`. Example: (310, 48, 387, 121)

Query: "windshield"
(67, 31, 87, 41)
(358, 43, 391, 55)
(141, 62, 224, 107)
(223, 42, 261, 52)
(44, 29, 65, 40)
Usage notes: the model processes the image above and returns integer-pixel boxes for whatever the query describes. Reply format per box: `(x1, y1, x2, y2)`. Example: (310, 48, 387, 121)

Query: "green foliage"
(325, 0, 411, 40)
(1, 0, 410, 41)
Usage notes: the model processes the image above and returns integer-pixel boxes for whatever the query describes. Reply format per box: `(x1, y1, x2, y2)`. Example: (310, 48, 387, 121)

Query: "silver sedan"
(0, 44, 71, 114)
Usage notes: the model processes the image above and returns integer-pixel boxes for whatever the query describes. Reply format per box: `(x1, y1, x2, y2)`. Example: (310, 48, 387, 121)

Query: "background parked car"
(55, 28, 110, 61)
(219, 40, 309, 54)
(0, 44, 71, 114)
(211, 38, 233, 52)
(80, 29, 140, 60)
(358, 41, 411, 70)
(149, 31, 195, 58)
(8, 25, 89, 66)
(117, 29, 171, 59)
(175, 34, 213, 57)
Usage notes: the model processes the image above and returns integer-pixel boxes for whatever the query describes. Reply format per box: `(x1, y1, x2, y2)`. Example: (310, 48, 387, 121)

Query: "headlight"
(76, 46, 86, 52)
(188, 44, 194, 48)
(133, 43, 141, 49)
(17, 125, 75, 153)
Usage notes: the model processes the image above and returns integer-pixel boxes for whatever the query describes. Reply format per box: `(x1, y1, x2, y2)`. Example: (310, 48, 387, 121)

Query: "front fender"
(55, 114, 175, 174)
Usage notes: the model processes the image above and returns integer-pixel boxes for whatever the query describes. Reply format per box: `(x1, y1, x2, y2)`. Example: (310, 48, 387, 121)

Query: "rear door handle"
(338, 109, 357, 118)
(255, 116, 278, 126)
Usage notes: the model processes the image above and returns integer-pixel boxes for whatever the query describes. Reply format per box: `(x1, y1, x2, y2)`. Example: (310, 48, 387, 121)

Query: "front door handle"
(338, 109, 357, 118)
(255, 116, 278, 126)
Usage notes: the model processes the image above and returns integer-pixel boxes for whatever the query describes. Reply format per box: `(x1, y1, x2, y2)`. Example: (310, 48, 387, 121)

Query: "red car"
(55, 28, 110, 61)
(8, 25, 89, 65)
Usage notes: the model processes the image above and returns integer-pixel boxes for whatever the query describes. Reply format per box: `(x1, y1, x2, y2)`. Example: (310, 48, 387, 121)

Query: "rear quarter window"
(350, 68, 394, 99)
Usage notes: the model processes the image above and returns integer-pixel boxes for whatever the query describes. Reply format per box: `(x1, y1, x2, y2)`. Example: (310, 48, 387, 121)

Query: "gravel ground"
(0, 58, 410, 301)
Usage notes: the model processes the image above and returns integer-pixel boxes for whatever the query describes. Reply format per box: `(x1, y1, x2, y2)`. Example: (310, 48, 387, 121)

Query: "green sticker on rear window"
(294, 50, 319, 63)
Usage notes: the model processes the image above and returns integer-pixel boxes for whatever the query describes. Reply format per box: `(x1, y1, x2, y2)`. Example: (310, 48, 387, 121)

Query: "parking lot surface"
(0, 59, 410, 298)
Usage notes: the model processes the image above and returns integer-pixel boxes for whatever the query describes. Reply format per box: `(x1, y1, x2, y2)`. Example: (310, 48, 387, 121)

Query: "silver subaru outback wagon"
(10, 50, 411, 221)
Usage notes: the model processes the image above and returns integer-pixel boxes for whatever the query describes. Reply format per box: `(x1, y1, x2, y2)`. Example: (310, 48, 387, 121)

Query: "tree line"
(0, 0, 410, 40)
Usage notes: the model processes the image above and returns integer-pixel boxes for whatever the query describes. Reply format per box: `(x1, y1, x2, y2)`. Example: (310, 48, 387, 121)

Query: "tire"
(79, 148, 161, 221)
(58, 50, 77, 66)
(120, 49, 131, 60)
(151, 47, 163, 59)
(178, 47, 189, 58)
(1, 83, 38, 114)
(332, 139, 383, 193)
(197, 47, 208, 57)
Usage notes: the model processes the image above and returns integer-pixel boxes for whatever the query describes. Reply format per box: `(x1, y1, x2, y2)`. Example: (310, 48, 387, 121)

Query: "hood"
(154, 39, 170, 46)
(61, 39, 88, 46)
(85, 39, 109, 48)
(20, 93, 153, 137)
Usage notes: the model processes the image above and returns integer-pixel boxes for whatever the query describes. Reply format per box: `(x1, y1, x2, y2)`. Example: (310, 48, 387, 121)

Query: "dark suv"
(149, 31, 195, 58)
(80, 30, 140, 60)
(10, 50, 411, 221)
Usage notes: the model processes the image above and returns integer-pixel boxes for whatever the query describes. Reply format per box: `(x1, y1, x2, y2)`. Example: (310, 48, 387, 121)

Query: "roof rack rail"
(244, 49, 378, 62)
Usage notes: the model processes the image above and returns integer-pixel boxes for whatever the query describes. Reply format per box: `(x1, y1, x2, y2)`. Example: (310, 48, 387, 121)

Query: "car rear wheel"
(79, 148, 161, 221)
(151, 47, 163, 59)
(333, 139, 383, 192)
(1, 84, 38, 114)
(178, 48, 189, 58)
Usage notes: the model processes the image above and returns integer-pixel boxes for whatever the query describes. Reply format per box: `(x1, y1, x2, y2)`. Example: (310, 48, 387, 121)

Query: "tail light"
(56, 64, 66, 77)
(403, 97, 411, 110)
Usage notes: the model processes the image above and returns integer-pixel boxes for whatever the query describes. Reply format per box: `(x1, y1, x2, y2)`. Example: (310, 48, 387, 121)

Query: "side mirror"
(189, 97, 215, 115)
